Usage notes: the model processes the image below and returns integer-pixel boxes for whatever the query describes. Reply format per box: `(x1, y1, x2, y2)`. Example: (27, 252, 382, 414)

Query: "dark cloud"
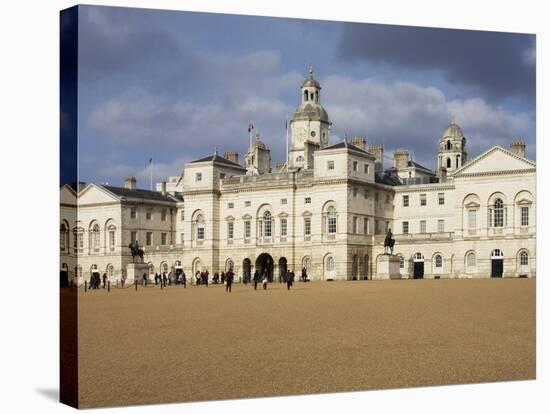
(338, 23, 535, 104)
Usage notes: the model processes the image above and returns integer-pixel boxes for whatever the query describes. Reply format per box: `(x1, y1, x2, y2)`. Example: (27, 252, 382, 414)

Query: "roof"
(375, 172, 401, 186)
(292, 103, 329, 123)
(100, 185, 182, 202)
(320, 141, 371, 155)
(408, 160, 433, 172)
(189, 154, 245, 168)
(441, 121, 464, 140)
(68, 182, 87, 192)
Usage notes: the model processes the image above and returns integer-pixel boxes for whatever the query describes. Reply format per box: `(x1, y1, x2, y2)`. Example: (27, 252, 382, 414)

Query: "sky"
(70, 5, 536, 187)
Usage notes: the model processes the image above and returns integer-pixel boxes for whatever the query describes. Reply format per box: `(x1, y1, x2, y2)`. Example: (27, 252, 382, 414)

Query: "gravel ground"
(76, 278, 535, 408)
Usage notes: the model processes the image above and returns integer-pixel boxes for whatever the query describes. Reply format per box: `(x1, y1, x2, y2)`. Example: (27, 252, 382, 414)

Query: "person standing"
(182, 270, 187, 288)
(285, 269, 294, 290)
(221, 271, 226, 285)
(225, 269, 234, 293)
(253, 269, 260, 290)
(262, 270, 268, 290)
(302, 267, 307, 283)
(102, 273, 107, 289)
(162, 272, 167, 287)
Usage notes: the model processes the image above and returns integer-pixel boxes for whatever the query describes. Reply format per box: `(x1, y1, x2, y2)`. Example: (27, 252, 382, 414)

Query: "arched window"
(519, 251, 529, 266)
(91, 223, 100, 251)
(196, 214, 205, 240)
(107, 264, 114, 279)
(446, 158, 451, 168)
(446, 140, 452, 150)
(107, 224, 116, 251)
(303, 90, 308, 102)
(466, 252, 476, 270)
(491, 249, 504, 258)
(263, 211, 272, 237)
(73, 227, 84, 252)
(326, 256, 335, 271)
(493, 198, 504, 227)
(327, 206, 337, 234)
(434, 255, 443, 268)
(60, 223, 68, 251)
(302, 257, 311, 272)
(226, 259, 234, 272)
(315, 91, 319, 103)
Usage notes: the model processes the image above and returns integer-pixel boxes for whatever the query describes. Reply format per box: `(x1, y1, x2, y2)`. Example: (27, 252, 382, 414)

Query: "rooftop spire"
(308, 65, 313, 79)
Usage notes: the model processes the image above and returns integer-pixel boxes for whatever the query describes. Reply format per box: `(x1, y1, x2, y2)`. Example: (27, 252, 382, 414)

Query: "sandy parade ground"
(72, 278, 535, 408)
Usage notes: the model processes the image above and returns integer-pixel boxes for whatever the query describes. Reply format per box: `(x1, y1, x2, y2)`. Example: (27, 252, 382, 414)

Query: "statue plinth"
(126, 262, 150, 283)
(374, 255, 401, 280)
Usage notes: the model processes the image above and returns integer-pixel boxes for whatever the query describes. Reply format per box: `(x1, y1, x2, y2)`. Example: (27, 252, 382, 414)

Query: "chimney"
(161, 181, 167, 195)
(368, 145, 384, 172)
(393, 148, 410, 170)
(510, 141, 526, 158)
(437, 166, 447, 183)
(350, 136, 367, 151)
(224, 151, 239, 164)
(124, 176, 136, 190)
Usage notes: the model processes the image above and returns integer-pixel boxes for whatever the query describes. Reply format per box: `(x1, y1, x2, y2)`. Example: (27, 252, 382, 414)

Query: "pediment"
(454, 146, 535, 177)
(464, 201, 480, 209)
(78, 184, 121, 205)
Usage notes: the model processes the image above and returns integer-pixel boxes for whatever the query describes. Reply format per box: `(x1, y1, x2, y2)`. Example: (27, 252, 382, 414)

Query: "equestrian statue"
(128, 240, 145, 263)
(383, 228, 395, 255)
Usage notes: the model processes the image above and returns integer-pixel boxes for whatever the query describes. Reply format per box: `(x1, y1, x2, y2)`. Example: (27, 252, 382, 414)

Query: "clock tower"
(289, 66, 330, 169)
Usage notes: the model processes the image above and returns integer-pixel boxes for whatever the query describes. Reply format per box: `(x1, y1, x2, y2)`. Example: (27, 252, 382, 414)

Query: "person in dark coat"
(301, 267, 307, 282)
(285, 269, 294, 290)
(162, 273, 167, 287)
(221, 271, 226, 285)
(181, 271, 187, 288)
(253, 270, 260, 290)
(102, 273, 107, 289)
(225, 270, 234, 293)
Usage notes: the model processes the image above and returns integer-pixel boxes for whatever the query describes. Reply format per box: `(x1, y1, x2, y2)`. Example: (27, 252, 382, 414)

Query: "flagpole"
(249, 120, 253, 150)
(286, 114, 289, 169)
(150, 159, 153, 191)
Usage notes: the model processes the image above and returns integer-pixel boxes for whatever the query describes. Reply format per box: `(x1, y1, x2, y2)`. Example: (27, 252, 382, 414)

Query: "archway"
(351, 255, 358, 280)
(278, 257, 287, 283)
(491, 249, 504, 278)
(255, 253, 274, 282)
(242, 258, 252, 282)
(413, 253, 424, 279)
(60, 263, 69, 288)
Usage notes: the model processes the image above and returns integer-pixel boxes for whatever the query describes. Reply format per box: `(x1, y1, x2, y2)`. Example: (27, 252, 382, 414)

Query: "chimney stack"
(509, 141, 526, 158)
(223, 151, 239, 164)
(393, 148, 410, 170)
(350, 136, 367, 151)
(124, 176, 136, 190)
(437, 166, 447, 183)
(161, 181, 167, 195)
(368, 145, 384, 172)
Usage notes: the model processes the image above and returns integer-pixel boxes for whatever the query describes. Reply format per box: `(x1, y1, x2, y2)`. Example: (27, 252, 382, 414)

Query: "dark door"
(413, 262, 424, 279)
(60, 270, 69, 288)
(491, 259, 503, 277)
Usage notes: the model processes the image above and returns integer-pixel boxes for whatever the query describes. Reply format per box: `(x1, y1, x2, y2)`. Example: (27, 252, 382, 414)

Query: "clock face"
(310, 131, 316, 138)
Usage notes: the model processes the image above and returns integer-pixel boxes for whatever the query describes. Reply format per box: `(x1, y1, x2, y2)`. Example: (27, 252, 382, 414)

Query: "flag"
(248, 122, 254, 133)
(149, 158, 153, 164)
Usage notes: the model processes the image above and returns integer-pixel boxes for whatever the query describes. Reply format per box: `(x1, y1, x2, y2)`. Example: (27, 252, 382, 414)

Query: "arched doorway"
(242, 258, 252, 282)
(351, 255, 358, 280)
(60, 263, 69, 288)
(255, 253, 274, 282)
(278, 257, 287, 283)
(491, 249, 504, 278)
(413, 253, 424, 279)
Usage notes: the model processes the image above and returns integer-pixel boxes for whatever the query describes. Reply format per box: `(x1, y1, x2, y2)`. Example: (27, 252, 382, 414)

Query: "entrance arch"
(413, 253, 424, 279)
(491, 249, 504, 278)
(278, 257, 288, 283)
(242, 258, 252, 282)
(255, 253, 274, 282)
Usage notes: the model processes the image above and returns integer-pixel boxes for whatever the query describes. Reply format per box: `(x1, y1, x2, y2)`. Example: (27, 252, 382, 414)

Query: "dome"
(441, 120, 464, 140)
(292, 103, 329, 123)
(301, 77, 321, 89)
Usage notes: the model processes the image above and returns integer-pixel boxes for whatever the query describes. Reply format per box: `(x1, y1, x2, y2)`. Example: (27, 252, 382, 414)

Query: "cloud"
(321, 76, 531, 167)
(337, 23, 536, 104)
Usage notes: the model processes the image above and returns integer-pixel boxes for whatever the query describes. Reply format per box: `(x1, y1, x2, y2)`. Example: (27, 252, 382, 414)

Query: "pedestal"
(126, 262, 150, 284)
(374, 254, 401, 280)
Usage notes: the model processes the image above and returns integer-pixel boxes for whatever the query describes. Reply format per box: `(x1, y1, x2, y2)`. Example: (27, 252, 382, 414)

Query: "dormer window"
(195, 172, 202, 182)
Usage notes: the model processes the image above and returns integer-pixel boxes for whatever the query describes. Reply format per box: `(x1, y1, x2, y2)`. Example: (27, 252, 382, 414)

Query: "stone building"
(60, 68, 536, 285)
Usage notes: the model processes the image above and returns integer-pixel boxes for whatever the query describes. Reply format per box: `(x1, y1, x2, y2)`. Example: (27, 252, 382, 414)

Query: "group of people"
(88, 272, 107, 289)
(152, 271, 187, 287)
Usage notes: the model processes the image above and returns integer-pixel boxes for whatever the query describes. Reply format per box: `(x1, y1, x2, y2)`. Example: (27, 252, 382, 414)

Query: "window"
(493, 198, 504, 227)
(130, 231, 137, 243)
(304, 217, 311, 236)
(385, 195, 390, 204)
(353, 188, 358, 198)
(220, 173, 226, 179)
(375, 193, 379, 202)
(352, 216, 358, 234)
(353, 161, 358, 171)
(146, 232, 152, 246)
(305, 197, 311, 204)
(520, 251, 529, 266)
(245, 201, 251, 207)
(227, 222, 234, 240)
(402, 221, 409, 234)
(521, 206, 529, 226)
(364, 164, 369, 174)
(435, 255, 443, 268)
(146, 209, 152, 220)
(468, 210, 477, 229)
(244, 220, 251, 238)
(228, 202, 234, 209)
(60, 224, 67, 251)
(467, 252, 476, 269)
(399, 256, 404, 268)
(73, 228, 84, 252)
(130, 207, 137, 219)
(403, 195, 409, 207)
(438, 219, 444, 233)
(281, 198, 287, 205)
(420, 220, 426, 234)
(327, 206, 337, 234)
(420, 194, 427, 206)
(281, 218, 287, 236)
(327, 160, 334, 170)
(195, 172, 202, 182)
(109, 229, 115, 250)
(438, 192, 445, 205)
(364, 189, 369, 199)
(161, 233, 167, 245)
(326, 256, 335, 271)
(363, 218, 369, 235)
(263, 211, 272, 237)
(180, 233, 184, 244)
(161, 209, 167, 221)
(196, 215, 205, 240)
(375, 220, 380, 235)
(180, 210, 184, 221)
(91, 224, 100, 251)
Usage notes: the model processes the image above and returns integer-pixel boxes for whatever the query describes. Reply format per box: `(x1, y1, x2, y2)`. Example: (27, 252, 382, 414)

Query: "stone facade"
(60, 68, 536, 285)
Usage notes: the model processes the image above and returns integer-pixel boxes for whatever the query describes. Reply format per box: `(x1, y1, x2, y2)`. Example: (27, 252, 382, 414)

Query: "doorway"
(255, 253, 274, 282)
(491, 249, 504, 278)
(413, 253, 424, 279)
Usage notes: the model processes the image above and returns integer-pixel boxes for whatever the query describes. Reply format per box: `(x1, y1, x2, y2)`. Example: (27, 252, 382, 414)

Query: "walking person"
(182, 270, 187, 288)
(102, 273, 107, 289)
(302, 267, 307, 283)
(204, 270, 209, 287)
(162, 272, 167, 287)
(262, 270, 268, 290)
(253, 269, 260, 290)
(142, 273, 148, 287)
(285, 269, 294, 290)
(121, 273, 126, 288)
(225, 269, 234, 293)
